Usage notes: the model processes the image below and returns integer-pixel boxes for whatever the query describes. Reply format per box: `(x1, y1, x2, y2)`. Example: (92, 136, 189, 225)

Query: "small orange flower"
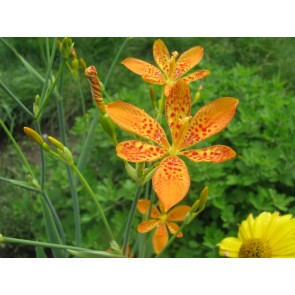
(122, 39, 210, 96)
(137, 199, 190, 254)
(107, 80, 238, 211)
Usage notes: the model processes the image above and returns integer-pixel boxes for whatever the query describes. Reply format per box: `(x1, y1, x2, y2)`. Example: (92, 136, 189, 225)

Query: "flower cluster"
(104, 39, 238, 254)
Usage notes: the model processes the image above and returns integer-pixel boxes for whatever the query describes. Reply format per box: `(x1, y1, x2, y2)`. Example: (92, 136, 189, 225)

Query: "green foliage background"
(0, 37, 294, 257)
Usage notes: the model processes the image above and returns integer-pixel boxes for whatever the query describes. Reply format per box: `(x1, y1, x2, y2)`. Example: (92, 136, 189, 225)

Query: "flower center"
(167, 51, 179, 82)
(238, 238, 272, 258)
(160, 214, 167, 223)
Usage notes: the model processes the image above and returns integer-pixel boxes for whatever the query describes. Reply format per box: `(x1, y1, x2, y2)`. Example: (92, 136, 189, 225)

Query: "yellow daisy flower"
(218, 212, 295, 258)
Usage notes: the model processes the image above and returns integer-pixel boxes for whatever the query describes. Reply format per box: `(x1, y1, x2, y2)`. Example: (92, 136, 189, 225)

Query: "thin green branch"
(122, 185, 143, 256)
(70, 164, 115, 242)
(1, 236, 125, 258)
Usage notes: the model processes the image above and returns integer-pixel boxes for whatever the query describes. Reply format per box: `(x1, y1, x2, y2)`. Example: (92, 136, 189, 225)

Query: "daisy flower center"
(238, 238, 272, 258)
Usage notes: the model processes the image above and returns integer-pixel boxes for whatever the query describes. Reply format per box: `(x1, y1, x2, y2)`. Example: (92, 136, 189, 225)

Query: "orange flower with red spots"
(122, 39, 210, 96)
(107, 80, 238, 211)
(137, 199, 191, 254)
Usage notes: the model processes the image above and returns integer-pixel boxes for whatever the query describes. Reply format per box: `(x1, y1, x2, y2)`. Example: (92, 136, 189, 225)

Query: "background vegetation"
(0, 37, 294, 257)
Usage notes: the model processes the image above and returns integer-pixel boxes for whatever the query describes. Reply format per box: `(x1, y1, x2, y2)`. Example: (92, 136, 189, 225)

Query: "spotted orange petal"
(137, 219, 160, 233)
(182, 69, 211, 84)
(106, 100, 170, 148)
(178, 97, 239, 150)
(166, 222, 183, 237)
(152, 222, 169, 254)
(137, 199, 161, 218)
(153, 39, 170, 76)
(167, 205, 191, 221)
(174, 46, 204, 79)
(122, 57, 165, 84)
(180, 145, 236, 163)
(165, 80, 191, 144)
(152, 156, 190, 212)
(116, 140, 167, 163)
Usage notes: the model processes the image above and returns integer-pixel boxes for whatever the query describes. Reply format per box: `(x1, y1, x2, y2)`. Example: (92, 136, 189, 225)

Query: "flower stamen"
(239, 238, 272, 258)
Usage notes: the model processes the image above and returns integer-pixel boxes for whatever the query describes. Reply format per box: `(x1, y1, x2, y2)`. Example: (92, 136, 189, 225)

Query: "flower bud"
(0, 234, 3, 242)
(124, 162, 139, 183)
(48, 136, 64, 150)
(100, 113, 117, 144)
(60, 37, 74, 60)
(23, 127, 44, 146)
(85, 65, 106, 114)
(199, 186, 208, 210)
(33, 95, 40, 116)
(79, 58, 87, 72)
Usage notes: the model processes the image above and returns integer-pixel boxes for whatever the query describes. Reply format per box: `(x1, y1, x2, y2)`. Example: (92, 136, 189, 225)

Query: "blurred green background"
(0, 37, 294, 257)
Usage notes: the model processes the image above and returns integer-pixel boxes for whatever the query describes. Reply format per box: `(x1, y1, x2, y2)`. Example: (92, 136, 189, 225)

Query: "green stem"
(1, 236, 124, 258)
(0, 119, 35, 177)
(156, 87, 166, 123)
(0, 81, 34, 118)
(70, 164, 115, 242)
(56, 56, 81, 246)
(40, 38, 57, 105)
(122, 185, 143, 256)
(37, 59, 66, 120)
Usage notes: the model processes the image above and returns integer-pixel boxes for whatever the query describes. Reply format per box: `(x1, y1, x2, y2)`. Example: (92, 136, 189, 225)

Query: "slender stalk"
(77, 37, 130, 172)
(37, 59, 66, 120)
(42, 191, 66, 244)
(156, 87, 166, 122)
(39, 37, 57, 105)
(70, 164, 115, 242)
(0, 176, 42, 193)
(138, 176, 153, 258)
(122, 185, 143, 256)
(1, 236, 124, 258)
(56, 56, 81, 246)
(0, 81, 34, 118)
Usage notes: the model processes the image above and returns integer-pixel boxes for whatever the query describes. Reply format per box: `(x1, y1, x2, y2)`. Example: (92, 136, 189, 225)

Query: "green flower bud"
(33, 95, 40, 116)
(23, 127, 44, 146)
(48, 136, 64, 150)
(100, 113, 117, 144)
(60, 37, 74, 60)
(0, 234, 3, 242)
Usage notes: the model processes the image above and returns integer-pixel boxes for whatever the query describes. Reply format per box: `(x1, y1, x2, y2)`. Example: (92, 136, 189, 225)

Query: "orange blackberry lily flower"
(107, 80, 239, 211)
(122, 39, 210, 96)
(137, 199, 191, 254)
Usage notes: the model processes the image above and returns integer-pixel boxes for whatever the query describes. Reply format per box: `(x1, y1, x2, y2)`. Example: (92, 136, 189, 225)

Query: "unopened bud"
(193, 84, 203, 103)
(199, 186, 208, 210)
(33, 95, 40, 116)
(60, 37, 74, 60)
(100, 113, 117, 144)
(23, 127, 44, 146)
(71, 58, 79, 75)
(79, 58, 87, 72)
(47, 136, 64, 150)
(0, 234, 3, 242)
(85, 65, 106, 114)
(124, 162, 139, 183)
